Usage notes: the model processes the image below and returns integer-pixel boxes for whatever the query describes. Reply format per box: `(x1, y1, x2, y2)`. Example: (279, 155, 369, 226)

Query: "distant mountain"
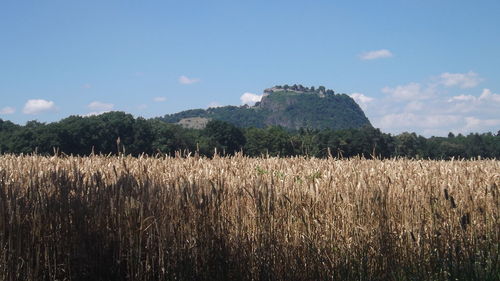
(159, 85, 372, 130)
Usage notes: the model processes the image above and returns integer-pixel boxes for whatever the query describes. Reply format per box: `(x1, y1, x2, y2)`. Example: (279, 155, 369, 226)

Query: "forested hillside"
(1, 112, 498, 159)
(160, 85, 371, 130)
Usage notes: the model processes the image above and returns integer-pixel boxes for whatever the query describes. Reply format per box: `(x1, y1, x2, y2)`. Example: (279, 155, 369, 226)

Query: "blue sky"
(1, 0, 499, 136)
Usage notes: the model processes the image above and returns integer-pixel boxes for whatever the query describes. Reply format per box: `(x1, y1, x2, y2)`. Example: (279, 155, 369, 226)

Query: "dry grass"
(0, 154, 498, 280)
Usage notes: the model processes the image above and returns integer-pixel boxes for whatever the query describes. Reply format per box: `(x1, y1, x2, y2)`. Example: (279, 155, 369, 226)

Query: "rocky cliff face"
(259, 93, 297, 111)
(258, 94, 298, 128)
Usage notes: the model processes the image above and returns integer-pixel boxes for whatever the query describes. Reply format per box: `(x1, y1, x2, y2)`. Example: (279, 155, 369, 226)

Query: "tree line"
(0, 111, 498, 159)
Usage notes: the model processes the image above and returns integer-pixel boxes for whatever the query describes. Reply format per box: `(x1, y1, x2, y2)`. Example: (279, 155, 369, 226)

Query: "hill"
(159, 85, 372, 130)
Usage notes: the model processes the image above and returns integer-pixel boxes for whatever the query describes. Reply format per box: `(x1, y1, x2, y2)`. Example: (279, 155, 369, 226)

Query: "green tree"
(204, 120, 246, 155)
(243, 128, 269, 156)
(395, 132, 420, 158)
(129, 117, 154, 155)
(151, 120, 197, 155)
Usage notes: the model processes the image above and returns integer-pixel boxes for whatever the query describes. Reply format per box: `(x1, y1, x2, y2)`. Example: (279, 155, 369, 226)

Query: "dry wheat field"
(0, 155, 498, 281)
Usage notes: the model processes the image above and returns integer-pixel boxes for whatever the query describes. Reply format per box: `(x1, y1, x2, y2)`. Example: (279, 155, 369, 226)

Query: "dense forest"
(1, 111, 498, 159)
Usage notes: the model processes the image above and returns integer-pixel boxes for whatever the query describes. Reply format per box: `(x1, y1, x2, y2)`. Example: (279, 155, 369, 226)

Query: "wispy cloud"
(478, 88, 500, 102)
(350, 93, 374, 110)
(447, 94, 476, 102)
(376, 113, 462, 133)
(240, 92, 263, 106)
(88, 101, 114, 112)
(464, 116, 500, 130)
(359, 49, 393, 60)
(404, 101, 424, 112)
(179, 75, 200, 85)
(83, 83, 92, 89)
(448, 89, 500, 104)
(446, 88, 500, 114)
(207, 102, 223, 108)
(153, 96, 167, 102)
(369, 71, 499, 136)
(0, 106, 15, 115)
(381, 82, 436, 100)
(85, 101, 114, 116)
(439, 71, 482, 89)
(23, 99, 56, 115)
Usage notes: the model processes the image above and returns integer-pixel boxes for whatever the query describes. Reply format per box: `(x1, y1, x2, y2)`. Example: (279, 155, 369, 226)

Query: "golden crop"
(0, 155, 498, 280)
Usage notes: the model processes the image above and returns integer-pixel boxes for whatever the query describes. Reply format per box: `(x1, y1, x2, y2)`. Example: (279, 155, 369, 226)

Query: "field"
(0, 155, 498, 281)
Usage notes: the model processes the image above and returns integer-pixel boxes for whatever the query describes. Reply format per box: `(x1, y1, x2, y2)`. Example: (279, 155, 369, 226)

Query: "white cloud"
(359, 49, 393, 60)
(83, 112, 104, 117)
(374, 112, 499, 137)
(83, 83, 92, 89)
(447, 94, 476, 102)
(439, 71, 482, 89)
(350, 93, 374, 110)
(138, 104, 148, 110)
(88, 101, 114, 112)
(373, 74, 498, 136)
(448, 91, 498, 103)
(179, 75, 200, 85)
(0, 106, 15, 115)
(208, 102, 223, 108)
(381, 82, 435, 100)
(23, 99, 56, 115)
(464, 116, 480, 129)
(404, 101, 424, 112)
(479, 88, 500, 102)
(153, 96, 167, 102)
(376, 113, 462, 131)
(464, 116, 500, 130)
(240, 92, 263, 106)
(446, 89, 500, 113)
(85, 101, 114, 116)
